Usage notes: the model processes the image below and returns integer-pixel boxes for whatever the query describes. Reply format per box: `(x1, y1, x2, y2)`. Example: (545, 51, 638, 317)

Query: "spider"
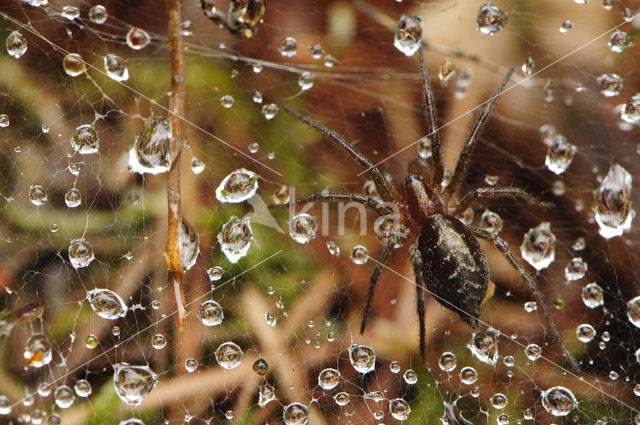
(269, 47, 580, 372)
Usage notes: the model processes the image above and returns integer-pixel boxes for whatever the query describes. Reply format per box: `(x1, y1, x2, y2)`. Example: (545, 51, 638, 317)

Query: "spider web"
(0, 1, 639, 425)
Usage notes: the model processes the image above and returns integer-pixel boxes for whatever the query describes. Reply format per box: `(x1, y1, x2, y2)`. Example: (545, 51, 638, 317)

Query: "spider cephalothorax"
(269, 45, 580, 372)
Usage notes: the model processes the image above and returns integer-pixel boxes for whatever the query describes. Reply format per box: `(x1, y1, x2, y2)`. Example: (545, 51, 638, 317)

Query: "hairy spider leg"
(281, 106, 397, 203)
(444, 67, 515, 196)
(409, 242, 427, 360)
(268, 192, 392, 217)
(455, 187, 539, 214)
(360, 233, 400, 336)
(468, 226, 581, 373)
(418, 48, 444, 188)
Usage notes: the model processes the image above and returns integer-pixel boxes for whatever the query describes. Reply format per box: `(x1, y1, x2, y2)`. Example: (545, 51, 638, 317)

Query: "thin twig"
(165, 0, 186, 325)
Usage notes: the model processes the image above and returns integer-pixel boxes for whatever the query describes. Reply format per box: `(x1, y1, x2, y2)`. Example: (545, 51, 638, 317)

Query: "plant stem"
(165, 0, 186, 326)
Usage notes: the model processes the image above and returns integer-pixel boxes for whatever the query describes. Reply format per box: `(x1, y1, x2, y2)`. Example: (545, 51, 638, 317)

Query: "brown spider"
(269, 48, 580, 372)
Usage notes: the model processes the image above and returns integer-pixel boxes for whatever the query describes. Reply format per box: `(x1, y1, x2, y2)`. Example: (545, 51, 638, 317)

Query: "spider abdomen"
(418, 214, 489, 328)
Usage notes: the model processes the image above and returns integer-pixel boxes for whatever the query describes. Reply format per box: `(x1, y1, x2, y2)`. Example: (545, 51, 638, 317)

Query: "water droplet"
(593, 164, 634, 238)
(439, 352, 457, 372)
(439, 58, 456, 84)
(559, 20, 573, 33)
(24, 334, 52, 368)
(403, 369, 417, 384)
(389, 398, 411, 420)
(608, 30, 631, 53)
(248, 142, 259, 154)
(71, 124, 99, 154)
(86, 288, 127, 320)
(53, 386, 75, 409)
(394, 15, 422, 56)
(220, 95, 235, 108)
(120, 419, 145, 425)
(64, 188, 81, 208)
(308, 43, 324, 59)
(350, 245, 369, 265)
(85, 334, 98, 349)
(0, 114, 9, 128)
(479, 209, 503, 234)
(113, 363, 158, 405)
(179, 219, 199, 270)
(332, 392, 350, 406)
(468, 328, 499, 365)
(252, 358, 268, 375)
(216, 169, 258, 203)
(89, 5, 107, 24)
(581, 282, 604, 308)
(283, 403, 309, 425)
(278, 37, 298, 57)
(151, 333, 166, 349)
(61, 5, 79, 20)
(198, 300, 223, 326)
(298, 72, 314, 91)
(215, 342, 243, 369)
(258, 384, 276, 407)
(74, 380, 92, 398)
(520, 222, 556, 270)
(565, 257, 587, 281)
(128, 119, 172, 174)
(318, 368, 340, 390)
(0, 396, 10, 415)
(490, 393, 507, 409)
(326, 241, 340, 256)
(265, 312, 276, 327)
(525, 343, 542, 361)
(497, 414, 508, 425)
(6, 31, 27, 59)
(218, 218, 252, 263)
(545, 135, 577, 175)
(627, 296, 640, 328)
(262, 103, 279, 120)
(477, 3, 507, 35)
(253, 90, 263, 103)
(184, 358, 198, 373)
(459, 367, 478, 385)
(63, 53, 86, 77)
(190, 157, 205, 174)
(541, 386, 576, 416)
(68, 162, 81, 176)
(349, 344, 375, 374)
(103, 54, 129, 82)
(521, 56, 534, 76)
(576, 323, 596, 342)
(69, 239, 95, 269)
(207, 266, 224, 281)
(126, 27, 151, 50)
(597, 73, 623, 97)
(289, 213, 318, 244)
(28, 185, 47, 206)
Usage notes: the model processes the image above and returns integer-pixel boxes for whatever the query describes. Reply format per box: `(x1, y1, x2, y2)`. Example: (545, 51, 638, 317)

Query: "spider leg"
(360, 233, 399, 335)
(418, 48, 444, 188)
(454, 187, 538, 214)
(444, 67, 515, 196)
(268, 192, 392, 217)
(409, 241, 427, 360)
(281, 106, 396, 203)
(468, 226, 581, 372)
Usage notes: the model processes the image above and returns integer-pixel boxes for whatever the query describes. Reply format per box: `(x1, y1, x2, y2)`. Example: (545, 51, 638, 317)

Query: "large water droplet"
(216, 169, 258, 203)
(318, 368, 340, 390)
(525, 343, 542, 361)
(334, 392, 350, 406)
(581, 282, 604, 308)
(63, 53, 86, 77)
(262, 103, 279, 120)
(593, 164, 634, 239)
(104, 54, 129, 82)
(541, 386, 576, 416)
(520, 222, 556, 270)
(6, 31, 27, 58)
(479, 209, 503, 234)
(468, 328, 499, 365)
(476, 3, 507, 35)
(74, 380, 92, 398)
(86, 288, 127, 319)
(490, 393, 508, 409)
(215, 342, 243, 369)
(627, 296, 640, 328)
(28, 185, 47, 206)
(349, 344, 375, 374)
(282, 403, 309, 425)
(545, 135, 577, 175)
(403, 369, 417, 384)
(126, 27, 151, 50)
(69, 238, 95, 269)
(389, 398, 411, 420)
(179, 219, 199, 270)
(394, 15, 422, 56)
(438, 352, 457, 372)
(129, 119, 172, 174)
(253, 358, 268, 375)
(24, 334, 53, 368)
(151, 334, 166, 350)
(459, 367, 478, 385)
(350, 245, 369, 265)
(218, 218, 252, 263)
(258, 384, 276, 407)
(113, 363, 158, 405)
(289, 213, 318, 244)
(198, 300, 223, 326)
(89, 5, 107, 24)
(621, 94, 640, 124)
(65, 188, 81, 208)
(0, 396, 10, 415)
(576, 323, 596, 343)
(53, 386, 75, 409)
(70, 124, 99, 154)
(207, 266, 224, 281)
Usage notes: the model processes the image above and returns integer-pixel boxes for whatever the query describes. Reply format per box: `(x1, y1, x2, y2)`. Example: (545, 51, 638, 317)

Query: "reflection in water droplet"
(279, 37, 298, 57)
(459, 367, 478, 385)
(221, 95, 235, 108)
(191, 157, 205, 174)
(216, 169, 258, 203)
(289, 214, 318, 244)
(476, 3, 507, 35)
(89, 5, 108, 24)
(104, 54, 129, 81)
(394, 15, 422, 56)
(468, 328, 499, 365)
(334, 392, 350, 406)
(258, 384, 276, 407)
(389, 398, 411, 420)
(438, 352, 457, 372)
(215, 342, 243, 369)
(525, 343, 542, 361)
(262, 103, 279, 119)
(521, 56, 534, 76)
(128, 119, 172, 174)
(520, 222, 556, 270)
(252, 358, 268, 375)
(318, 368, 340, 390)
(559, 20, 573, 33)
(6, 31, 27, 58)
(403, 369, 417, 384)
(298, 72, 314, 91)
(113, 363, 158, 405)
(218, 218, 252, 263)
(69, 239, 95, 269)
(151, 334, 166, 350)
(282, 403, 310, 425)
(0, 114, 8, 128)
(479, 209, 503, 234)
(86, 288, 127, 319)
(576, 323, 596, 343)
(349, 344, 375, 374)
(179, 219, 199, 270)
(545, 135, 577, 175)
(65, 188, 82, 208)
(490, 393, 508, 409)
(627, 296, 640, 328)
(565, 257, 587, 281)
(541, 386, 576, 416)
(608, 30, 631, 53)
(63, 53, 86, 77)
(85, 334, 99, 349)
(198, 300, 223, 326)
(126, 27, 151, 50)
(54, 386, 75, 409)
(597, 73, 623, 97)
(71, 124, 99, 154)
(593, 164, 634, 239)
(0, 396, 10, 415)
(185, 358, 198, 373)
(74, 380, 92, 398)
(24, 334, 53, 368)
(29, 185, 47, 206)
(207, 266, 224, 281)
(582, 282, 604, 308)
(308, 43, 324, 59)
